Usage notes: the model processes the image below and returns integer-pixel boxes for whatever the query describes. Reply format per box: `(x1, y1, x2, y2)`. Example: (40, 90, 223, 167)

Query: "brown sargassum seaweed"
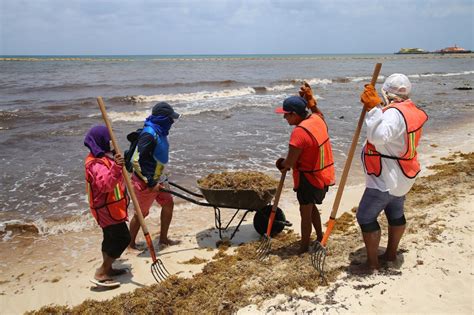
(29, 152, 473, 314)
(198, 171, 279, 196)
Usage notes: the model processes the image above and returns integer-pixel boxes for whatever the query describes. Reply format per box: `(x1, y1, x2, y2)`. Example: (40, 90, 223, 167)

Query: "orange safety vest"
(294, 114, 336, 189)
(363, 100, 428, 179)
(84, 154, 128, 225)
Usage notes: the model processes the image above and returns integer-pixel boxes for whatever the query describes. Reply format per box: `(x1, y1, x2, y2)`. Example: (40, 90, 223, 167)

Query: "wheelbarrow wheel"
(253, 205, 286, 237)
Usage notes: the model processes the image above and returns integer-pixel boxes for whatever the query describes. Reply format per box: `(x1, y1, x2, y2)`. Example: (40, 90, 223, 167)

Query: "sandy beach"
(0, 120, 473, 314)
(1, 0, 473, 313)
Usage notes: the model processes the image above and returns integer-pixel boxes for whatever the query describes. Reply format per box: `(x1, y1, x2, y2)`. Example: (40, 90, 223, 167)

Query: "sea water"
(0, 54, 473, 238)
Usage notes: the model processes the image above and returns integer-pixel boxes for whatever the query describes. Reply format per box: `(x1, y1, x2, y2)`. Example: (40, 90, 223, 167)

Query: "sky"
(0, 0, 473, 55)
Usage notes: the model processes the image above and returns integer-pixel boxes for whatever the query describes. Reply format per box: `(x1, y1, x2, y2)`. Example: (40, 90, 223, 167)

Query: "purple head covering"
(84, 125, 111, 157)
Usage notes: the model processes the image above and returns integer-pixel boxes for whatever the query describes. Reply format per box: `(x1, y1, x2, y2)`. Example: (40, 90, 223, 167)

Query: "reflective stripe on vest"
(294, 114, 336, 189)
(363, 100, 428, 179)
(84, 153, 128, 224)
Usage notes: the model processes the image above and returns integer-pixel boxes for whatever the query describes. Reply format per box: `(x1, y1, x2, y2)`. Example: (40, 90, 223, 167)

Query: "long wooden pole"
(320, 63, 382, 246)
(97, 97, 158, 262)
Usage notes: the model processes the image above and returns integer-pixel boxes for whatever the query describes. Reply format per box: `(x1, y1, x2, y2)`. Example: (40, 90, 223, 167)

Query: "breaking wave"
(121, 87, 256, 104)
(408, 70, 474, 78)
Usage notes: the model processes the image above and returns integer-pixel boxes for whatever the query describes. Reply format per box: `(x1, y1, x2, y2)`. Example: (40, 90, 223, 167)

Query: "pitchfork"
(97, 97, 170, 282)
(257, 170, 287, 260)
(311, 63, 382, 280)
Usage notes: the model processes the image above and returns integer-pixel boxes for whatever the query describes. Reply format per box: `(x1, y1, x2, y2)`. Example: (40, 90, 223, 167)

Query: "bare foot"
(94, 269, 110, 282)
(159, 238, 181, 248)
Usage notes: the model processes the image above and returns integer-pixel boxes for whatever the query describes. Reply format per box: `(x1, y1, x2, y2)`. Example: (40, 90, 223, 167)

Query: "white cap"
(382, 73, 412, 97)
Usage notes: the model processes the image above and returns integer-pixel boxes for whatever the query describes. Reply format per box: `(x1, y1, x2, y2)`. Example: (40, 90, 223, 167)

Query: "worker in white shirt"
(357, 74, 428, 271)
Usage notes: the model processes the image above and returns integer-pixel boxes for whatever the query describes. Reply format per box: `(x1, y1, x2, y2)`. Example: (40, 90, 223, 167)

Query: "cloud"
(0, 0, 472, 54)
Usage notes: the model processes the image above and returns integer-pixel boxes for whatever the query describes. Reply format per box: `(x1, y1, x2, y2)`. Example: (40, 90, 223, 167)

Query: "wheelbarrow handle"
(160, 187, 233, 209)
(160, 188, 210, 207)
(168, 181, 204, 198)
(278, 220, 292, 227)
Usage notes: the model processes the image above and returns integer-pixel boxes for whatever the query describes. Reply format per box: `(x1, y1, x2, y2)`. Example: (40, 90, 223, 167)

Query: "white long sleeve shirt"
(362, 104, 416, 197)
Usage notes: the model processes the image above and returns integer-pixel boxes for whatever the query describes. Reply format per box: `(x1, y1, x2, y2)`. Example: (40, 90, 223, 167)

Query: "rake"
(97, 97, 170, 282)
(256, 170, 287, 260)
(311, 63, 382, 280)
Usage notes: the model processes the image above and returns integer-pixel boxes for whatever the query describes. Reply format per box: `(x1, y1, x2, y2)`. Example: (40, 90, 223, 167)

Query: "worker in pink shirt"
(84, 125, 131, 287)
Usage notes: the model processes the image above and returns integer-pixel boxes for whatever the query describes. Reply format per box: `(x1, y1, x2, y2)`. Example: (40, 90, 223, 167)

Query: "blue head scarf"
(84, 125, 111, 157)
(143, 115, 173, 136)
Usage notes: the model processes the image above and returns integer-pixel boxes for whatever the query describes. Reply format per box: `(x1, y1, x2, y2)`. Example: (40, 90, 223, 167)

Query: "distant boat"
(395, 48, 429, 54)
(434, 45, 472, 54)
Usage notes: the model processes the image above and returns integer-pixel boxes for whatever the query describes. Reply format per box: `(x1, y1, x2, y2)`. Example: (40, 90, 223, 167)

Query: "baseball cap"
(275, 96, 308, 117)
(152, 102, 180, 119)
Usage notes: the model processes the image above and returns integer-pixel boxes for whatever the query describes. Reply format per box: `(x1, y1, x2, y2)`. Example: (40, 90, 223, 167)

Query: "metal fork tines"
(151, 259, 170, 282)
(256, 235, 271, 260)
(310, 241, 328, 283)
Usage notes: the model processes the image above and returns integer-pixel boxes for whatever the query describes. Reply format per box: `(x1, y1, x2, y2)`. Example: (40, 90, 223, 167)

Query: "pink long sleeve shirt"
(85, 155, 128, 228)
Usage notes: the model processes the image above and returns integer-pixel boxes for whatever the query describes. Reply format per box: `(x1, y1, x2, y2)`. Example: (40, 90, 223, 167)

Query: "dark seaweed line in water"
(0, 57, 131, 62)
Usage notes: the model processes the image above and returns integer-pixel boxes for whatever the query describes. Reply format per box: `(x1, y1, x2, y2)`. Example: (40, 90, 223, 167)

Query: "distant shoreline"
(1, 53, 473, 62)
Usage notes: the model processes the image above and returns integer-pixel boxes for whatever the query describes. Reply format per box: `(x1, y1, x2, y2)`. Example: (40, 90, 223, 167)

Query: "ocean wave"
(265, 84, 295, 91)
(349, 76, 378, 82)
(305, 78, 332, 85)
(233, 83, 295, 94)
(103, 110, 150, 122)
(119, 78, 335, 104)
(408, 70, 474, 78)
(0, 216, 95, 241)
(276, 78, 333, 86)
(346, 70, 473, 83)
(121, 87, 256, 104)
(103, 99, 273, 122)
(0, 201, 199, 241)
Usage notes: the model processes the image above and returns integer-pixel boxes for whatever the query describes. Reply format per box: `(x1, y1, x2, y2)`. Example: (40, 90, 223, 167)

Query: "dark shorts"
(356, 188, 405, 225)
(102, 222, 131, 259)
(294, 173, 328, 205)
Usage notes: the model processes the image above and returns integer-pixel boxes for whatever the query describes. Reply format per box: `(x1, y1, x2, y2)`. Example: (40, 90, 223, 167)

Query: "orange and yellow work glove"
(360, 84, 382, 111)
(299, 82, 317, 109)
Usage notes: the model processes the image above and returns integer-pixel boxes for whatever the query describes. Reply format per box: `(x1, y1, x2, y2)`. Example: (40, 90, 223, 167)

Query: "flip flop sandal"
(89, 278, 120, 288)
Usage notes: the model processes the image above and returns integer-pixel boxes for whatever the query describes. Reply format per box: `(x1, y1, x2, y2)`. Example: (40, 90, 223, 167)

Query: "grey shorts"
(356, 188, 405, 225)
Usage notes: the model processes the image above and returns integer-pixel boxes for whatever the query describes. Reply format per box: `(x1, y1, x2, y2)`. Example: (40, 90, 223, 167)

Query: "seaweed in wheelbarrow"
(197, 171, 279, 210)
(162, 171, 291, 241)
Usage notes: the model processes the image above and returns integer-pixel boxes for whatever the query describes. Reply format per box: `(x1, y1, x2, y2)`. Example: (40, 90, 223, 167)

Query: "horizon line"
(0, 52, 399, 57)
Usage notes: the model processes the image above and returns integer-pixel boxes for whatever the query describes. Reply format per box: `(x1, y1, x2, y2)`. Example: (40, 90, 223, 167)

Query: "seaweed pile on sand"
(29, 152, 473, 314)
(30, 228, 359, 314)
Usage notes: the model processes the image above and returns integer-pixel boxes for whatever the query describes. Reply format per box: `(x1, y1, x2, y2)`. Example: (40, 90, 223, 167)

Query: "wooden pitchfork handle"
(320, 63, 382, 247)
(97, 97, 158, 263)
